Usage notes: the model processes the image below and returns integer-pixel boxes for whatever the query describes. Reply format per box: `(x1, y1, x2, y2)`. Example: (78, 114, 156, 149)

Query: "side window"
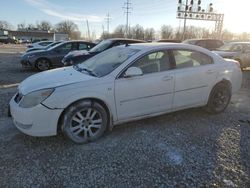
(231, 44, 242, 51)
(173, 50, 213, 69)
(131, 51, 170, 74)
(57, 43, 72, 52)
(79, 43, 87, 50)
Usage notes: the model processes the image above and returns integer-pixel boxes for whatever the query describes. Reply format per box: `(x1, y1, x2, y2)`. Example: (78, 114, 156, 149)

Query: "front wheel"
(61, 100, 108, 144)
(36, 59, 50, 71)
(206, 83, 231, 114)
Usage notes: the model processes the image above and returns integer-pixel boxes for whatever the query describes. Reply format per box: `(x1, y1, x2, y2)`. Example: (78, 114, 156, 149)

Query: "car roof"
(125, 42, 206, 50)
(60, 40, 94, 44)
(106, 38, 146, 42)
(184, 38, 222, 42)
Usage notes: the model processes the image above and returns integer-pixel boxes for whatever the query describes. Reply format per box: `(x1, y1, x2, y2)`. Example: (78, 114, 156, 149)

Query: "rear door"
(171, 49, 218, 110)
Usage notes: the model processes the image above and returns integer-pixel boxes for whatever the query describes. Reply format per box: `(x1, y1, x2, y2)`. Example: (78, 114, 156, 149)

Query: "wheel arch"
(57, 97, 113, 134)
(207, 78, 232, 103)
(35, 57, 52, 67)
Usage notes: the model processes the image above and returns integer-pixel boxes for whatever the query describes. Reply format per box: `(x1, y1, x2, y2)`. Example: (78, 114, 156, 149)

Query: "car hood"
(213, 51, 239, 57)
(24, 49, 48, 56)
(18, 67, 95, 95)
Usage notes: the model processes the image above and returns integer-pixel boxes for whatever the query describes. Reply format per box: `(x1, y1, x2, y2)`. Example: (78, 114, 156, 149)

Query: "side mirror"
(124, 67, 143, 78)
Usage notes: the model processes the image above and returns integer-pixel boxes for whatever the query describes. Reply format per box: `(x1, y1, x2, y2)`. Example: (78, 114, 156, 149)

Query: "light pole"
(182, 0, 188, 40)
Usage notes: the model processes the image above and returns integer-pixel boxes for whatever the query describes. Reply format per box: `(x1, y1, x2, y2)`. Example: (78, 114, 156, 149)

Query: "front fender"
(42, 84, 117, 121)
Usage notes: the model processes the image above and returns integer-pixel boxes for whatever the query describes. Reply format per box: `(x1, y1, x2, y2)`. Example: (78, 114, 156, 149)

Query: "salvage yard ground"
(0, 45, 249, 187)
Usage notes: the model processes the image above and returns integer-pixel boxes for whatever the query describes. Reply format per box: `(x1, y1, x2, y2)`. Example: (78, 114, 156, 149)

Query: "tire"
(35, 58, 50, 71)
(206, 83, 232, 114)
(61, 100, 108, 144)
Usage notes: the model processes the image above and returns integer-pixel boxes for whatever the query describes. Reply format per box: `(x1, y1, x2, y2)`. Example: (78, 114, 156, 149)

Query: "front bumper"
(20, 59, 33, 68)
(9, 95, 63, 137)
(61, 58, 72, 66)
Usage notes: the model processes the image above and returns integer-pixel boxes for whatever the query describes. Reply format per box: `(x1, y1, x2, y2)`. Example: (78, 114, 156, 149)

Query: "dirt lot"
(0, 46, 250, 187)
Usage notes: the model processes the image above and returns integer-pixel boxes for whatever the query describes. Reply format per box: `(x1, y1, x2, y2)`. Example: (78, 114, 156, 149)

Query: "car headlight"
(19, 88, 54, 108)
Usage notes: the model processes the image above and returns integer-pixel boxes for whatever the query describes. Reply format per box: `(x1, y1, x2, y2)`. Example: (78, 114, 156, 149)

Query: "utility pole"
(105, 13, 111, 34)
(182, 0, 188, 40)
(123, 0, 132, 37)
(86, 20, 90, 41)
(102, 24, 105, 38)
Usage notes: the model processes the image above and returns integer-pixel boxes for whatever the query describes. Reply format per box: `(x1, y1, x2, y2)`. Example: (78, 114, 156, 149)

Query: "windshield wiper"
(73, 65, 98, 77)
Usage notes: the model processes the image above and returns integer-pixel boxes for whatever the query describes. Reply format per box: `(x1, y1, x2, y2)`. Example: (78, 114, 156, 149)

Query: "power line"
(123, 0, 132, 37)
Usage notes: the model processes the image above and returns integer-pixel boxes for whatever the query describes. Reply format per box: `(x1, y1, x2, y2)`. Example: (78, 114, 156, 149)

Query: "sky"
(0, 0, 249, 38)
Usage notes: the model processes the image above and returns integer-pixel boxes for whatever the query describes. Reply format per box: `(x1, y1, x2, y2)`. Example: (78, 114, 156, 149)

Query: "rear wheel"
(61, 100, 108, 144)
(206, 83, 231, 114)
(36, 58, 50, 71)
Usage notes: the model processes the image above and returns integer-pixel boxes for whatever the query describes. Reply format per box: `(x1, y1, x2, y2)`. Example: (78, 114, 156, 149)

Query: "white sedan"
(10, 43, 242, 144)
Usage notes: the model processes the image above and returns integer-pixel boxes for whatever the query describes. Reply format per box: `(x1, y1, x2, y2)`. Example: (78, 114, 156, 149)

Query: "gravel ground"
(0, 47, 249, 187)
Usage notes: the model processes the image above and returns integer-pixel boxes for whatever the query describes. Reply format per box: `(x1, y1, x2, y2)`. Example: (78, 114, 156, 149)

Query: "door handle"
(162, 76, 173, 81)
(206, 70, 215, 74)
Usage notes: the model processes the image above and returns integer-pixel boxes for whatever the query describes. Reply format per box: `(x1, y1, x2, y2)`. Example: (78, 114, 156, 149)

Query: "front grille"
(14, 92, 23, 103)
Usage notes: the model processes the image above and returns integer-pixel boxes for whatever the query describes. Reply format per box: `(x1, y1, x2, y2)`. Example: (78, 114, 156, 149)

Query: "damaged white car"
(10, 43, 242, 144)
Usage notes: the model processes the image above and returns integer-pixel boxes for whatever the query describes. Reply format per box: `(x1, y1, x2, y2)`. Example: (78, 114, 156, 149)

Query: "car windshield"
(89, 40, 113, 53)
(217, 43, 242, 52)
(75, 47, 140, 77)
(48, 42, 66, 50)
(45, 42, 61, 50)
(183, 40, 197, 45)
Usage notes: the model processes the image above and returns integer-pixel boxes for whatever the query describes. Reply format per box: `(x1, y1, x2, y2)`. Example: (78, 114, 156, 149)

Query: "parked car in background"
(183, 39, 224, 50)
(31, 39, 49, 43)
(10, 43, 242, 144)
(62, 38, 145, 66)
(157, 39, 182, 43)
(21, 40, 96, 71)
(18, 39, 31, 44)
(26, 41, 62, 53)
(0, 36, 17, 44)
(27, 41, 53, 49)
(213, 42, 250, 70)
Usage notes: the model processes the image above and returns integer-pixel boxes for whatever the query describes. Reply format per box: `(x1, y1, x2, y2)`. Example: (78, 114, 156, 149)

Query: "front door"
(115, 50, 175, 121)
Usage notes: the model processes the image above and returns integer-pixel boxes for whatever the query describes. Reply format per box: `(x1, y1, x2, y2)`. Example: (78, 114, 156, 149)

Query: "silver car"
(213, 42, 250, 69)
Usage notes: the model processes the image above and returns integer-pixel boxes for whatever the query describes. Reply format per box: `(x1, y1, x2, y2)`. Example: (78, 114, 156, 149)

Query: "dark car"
(182, 39, 224, 51)
(26, 41, 62, 53)
(62, 38, 145, 66)
(0, 36, 17, 44)
(21, 40, 96, 71)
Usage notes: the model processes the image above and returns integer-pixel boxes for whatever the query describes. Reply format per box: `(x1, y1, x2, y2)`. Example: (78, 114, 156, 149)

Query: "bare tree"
(131, 24, 144, 40)
(17, 22, 26, 30)
(37, 21, 52, 31)
(55, 20, 79, 39)
(144, 28, 155, 41)
(161, 25, 174, 39)
(111, 25, 126, 38)
(0, 20, 13, 30)
(221, 30, 234, 41)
